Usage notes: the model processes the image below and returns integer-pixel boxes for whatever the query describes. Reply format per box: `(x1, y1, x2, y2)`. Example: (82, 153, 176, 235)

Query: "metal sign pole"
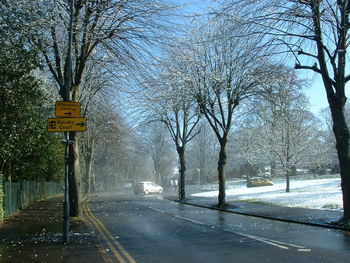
(63, 132, 70, 243)
(63, 0, 74, 244)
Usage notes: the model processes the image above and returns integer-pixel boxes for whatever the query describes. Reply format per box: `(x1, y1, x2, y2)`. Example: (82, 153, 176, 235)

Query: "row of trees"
(138, 21, 299, 205)
(218, 0, 350, 220)
(1, 0, 350, 222)
(234, 69, 333, 192)
(137, 0, 350, 222)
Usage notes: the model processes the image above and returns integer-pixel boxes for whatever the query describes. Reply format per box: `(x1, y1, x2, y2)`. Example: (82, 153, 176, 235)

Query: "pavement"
(0, 196, 105, 263)
(173, 195, 346, 230)
(0, 193, 347, 262)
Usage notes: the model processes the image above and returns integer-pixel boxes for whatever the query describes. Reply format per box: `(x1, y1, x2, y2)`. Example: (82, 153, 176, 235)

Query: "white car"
(134, 182, 163, 195)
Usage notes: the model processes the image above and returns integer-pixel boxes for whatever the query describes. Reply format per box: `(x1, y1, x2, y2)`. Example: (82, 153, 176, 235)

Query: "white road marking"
(147, 207, 165, 214)
(147, 205, 311, 252)
(173, 215, 207, 226)
(226, 230, 289, 250)
(227, 230, 306, 249)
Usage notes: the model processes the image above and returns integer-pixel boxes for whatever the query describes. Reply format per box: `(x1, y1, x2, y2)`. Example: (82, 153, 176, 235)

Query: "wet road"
(85, 193, 350, 263)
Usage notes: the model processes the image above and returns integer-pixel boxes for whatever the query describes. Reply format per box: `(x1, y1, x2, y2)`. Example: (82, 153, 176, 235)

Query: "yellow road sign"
(48, 117, 87, 132)
(55, 101, 81, 117)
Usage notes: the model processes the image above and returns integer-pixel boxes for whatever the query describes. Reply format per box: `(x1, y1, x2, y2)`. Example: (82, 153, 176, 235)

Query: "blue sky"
(307, 77, 329, 114)
(296, 69, 329, 114)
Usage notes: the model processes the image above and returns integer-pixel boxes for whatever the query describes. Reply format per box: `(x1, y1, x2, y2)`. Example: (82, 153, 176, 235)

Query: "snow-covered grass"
(190, 178, 343, 211)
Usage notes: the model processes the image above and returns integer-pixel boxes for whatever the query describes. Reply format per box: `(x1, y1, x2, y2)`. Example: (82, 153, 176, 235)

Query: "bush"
(0, 42, 64, 182)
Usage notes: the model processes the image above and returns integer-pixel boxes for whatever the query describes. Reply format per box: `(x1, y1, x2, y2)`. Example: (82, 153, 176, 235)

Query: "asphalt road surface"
(84, 193, 350, 263)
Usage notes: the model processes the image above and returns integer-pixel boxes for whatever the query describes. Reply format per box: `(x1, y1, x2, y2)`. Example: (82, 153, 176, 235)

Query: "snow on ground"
(190, 178, 343, 211)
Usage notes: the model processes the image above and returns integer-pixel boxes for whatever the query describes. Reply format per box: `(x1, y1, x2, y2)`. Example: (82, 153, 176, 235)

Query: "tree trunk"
(87, 160, 95, 194)
(200, 155, 205, 184)
(330, 103, 350, 220)
(217, 138, 227, 208)
(83, 136, 96, 195)
(270, 161, 276, 177)
(245, 162, 251, 185)
(153, 158, 161, 185)
(83, 151, 90, 194)
(91, 172, 96, 193)
(177, 146, 186, 201)
(285, 169, 290, 193)
(84, 151, 95, 194)
(69, 131, 81, 217)
(311, 2, 350, 219)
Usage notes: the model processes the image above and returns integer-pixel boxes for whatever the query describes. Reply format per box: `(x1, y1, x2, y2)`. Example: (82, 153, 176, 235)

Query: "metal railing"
(2, 180, 63, 218)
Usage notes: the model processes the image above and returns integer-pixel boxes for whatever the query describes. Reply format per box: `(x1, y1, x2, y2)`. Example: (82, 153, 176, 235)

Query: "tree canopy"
(0, 41, 63, 181)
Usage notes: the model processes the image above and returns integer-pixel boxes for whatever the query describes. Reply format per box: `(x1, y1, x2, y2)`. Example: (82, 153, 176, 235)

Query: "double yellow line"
(82, 196, 136, 263)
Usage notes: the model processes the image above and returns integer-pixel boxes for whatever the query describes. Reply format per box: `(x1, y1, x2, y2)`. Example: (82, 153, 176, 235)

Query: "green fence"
(2, 180, 63, 218)
(0, 177, 3, 221)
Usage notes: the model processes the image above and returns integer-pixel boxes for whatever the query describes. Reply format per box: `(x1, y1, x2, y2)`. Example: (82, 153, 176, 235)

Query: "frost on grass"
(191, 178, 343, 211)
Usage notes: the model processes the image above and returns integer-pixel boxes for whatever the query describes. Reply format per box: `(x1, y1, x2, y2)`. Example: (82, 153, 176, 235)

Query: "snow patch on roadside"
(191, 178, 343, 211)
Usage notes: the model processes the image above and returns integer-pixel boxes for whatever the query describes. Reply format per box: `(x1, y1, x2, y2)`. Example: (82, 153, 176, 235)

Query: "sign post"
(63, 132, 70, 244)
(60, 0, 75, 245)
(55, 101, 81, 117)
(48, 114, 87, 244)
(48, 100, 87, 244)
(47, 117, 87, 132)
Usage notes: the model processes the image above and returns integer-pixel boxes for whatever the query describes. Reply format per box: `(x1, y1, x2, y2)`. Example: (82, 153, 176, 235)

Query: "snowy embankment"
(190, 178, 343, 211)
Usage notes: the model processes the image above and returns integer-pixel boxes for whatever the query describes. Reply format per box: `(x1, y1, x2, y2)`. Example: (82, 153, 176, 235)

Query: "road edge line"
(83, 196, 137, 263)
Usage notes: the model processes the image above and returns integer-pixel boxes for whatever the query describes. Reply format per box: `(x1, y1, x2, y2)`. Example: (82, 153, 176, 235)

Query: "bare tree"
(138, 46, 204, 199)
(220, 0, 350, 220)
(94, 126, 152, 192)
(251, 66, 326, 191)
(181, 22, 270, 207)
(306, 132, 334, 177)
(139, 121, 175, 186)
(231, 124, 267, 181)
(80, 94, 125, 194)
(187, 122, 219, 184)
(142, 58, 202, 200)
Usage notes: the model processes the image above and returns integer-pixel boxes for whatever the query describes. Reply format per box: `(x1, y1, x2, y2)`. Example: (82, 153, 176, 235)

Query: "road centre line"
(247, 234, 306, 249)
(173, 215, 208, 226)
(148, 206, 207, 225)
(225, 230, 308, 250)
(147, 207, 165, 214)
(147, 206, 310, 251)
(83, 198, 137, 263)
(226, 231, 290, 250)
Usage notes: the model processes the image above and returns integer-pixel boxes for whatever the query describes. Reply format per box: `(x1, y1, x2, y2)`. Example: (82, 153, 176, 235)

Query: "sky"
(307, 79, 329, 114)
(299, 72, 329, 114)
